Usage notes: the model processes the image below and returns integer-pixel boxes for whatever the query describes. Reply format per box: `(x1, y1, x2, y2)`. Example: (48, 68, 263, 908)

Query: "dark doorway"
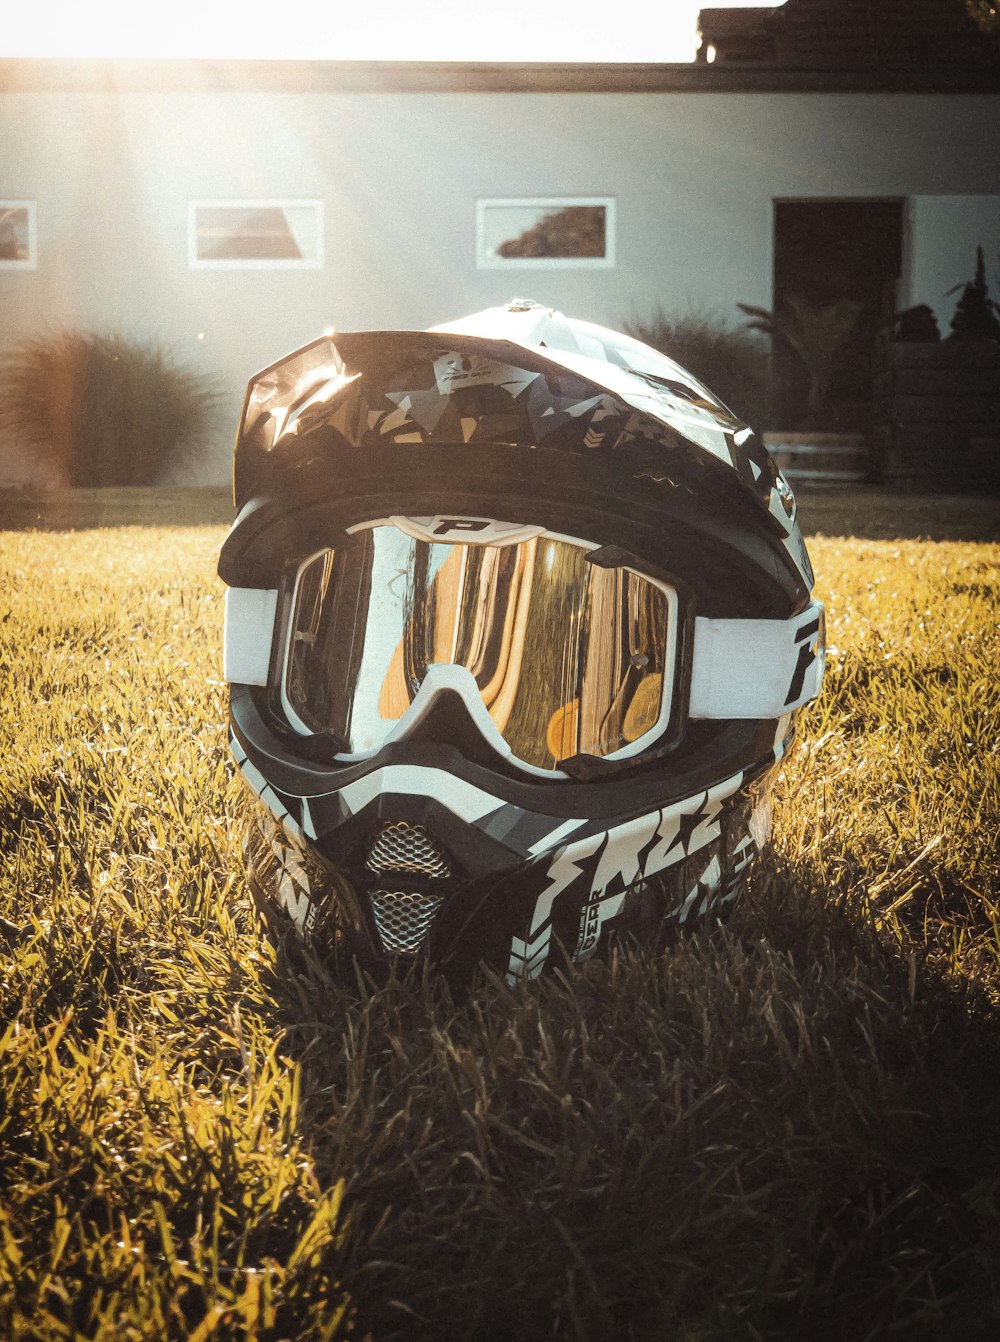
(771, 199, 904, 430)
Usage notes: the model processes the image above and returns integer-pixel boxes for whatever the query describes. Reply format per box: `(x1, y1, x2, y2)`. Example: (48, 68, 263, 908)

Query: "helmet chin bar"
(234, 719, 782, 980)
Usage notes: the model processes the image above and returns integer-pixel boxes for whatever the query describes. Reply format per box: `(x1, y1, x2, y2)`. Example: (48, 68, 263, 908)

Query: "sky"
(2, 1, 780, 63)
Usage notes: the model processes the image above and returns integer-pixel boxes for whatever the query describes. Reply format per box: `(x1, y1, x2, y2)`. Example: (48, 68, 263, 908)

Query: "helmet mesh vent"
(366, 822, 452, 879)
(369, 890, 444, 955)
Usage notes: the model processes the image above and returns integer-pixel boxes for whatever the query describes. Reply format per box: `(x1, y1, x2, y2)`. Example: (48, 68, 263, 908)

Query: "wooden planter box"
(872, 337, 1000, 493)
(764, 433, 869, 485)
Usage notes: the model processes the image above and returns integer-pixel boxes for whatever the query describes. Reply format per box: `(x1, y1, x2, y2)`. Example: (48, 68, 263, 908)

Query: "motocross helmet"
(220, 300, 824, 982)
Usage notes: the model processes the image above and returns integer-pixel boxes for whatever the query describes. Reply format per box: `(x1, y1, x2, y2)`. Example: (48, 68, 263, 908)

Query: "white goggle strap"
(223, 587, 278, 685)
(223, 587, 825, 722)
(688, 600, 825, 719)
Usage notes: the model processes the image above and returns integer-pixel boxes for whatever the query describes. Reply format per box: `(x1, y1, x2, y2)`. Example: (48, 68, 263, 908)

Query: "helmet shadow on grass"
(248, 851, 1000, 1342)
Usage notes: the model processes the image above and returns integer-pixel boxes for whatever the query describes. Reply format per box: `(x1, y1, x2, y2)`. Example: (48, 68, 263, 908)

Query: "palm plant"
(738, 294, 862, 420)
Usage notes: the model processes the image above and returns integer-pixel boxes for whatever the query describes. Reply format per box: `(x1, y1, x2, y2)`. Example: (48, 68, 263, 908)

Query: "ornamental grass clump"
(0, 330, 221, 486)
(624, 309, 771, 432)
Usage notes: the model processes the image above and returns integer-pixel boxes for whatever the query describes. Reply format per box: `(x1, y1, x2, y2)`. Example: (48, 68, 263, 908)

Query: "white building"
(2, 4, 998, 483)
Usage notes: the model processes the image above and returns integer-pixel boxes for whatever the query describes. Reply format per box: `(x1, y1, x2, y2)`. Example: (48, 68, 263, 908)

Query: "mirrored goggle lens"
(282, 525, 677, 772)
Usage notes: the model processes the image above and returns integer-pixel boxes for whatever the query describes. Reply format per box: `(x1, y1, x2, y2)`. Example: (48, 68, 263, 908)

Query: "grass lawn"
(0, 486, 998, 1339)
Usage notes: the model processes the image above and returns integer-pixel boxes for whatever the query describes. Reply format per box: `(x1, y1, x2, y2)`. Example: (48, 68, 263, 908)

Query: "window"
(189, 200, 324, 269)
(0, 202, 36, 270)
(476, 197, 616, 269)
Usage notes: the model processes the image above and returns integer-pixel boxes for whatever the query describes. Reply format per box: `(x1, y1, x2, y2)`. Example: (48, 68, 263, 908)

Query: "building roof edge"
(1, 56, 998, 95)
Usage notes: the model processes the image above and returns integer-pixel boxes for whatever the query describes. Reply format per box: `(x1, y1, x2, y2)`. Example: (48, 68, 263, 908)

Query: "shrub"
(624, 309, 771, 432)
(0, 330, 221, 486)
(946, 244, 1000, 342)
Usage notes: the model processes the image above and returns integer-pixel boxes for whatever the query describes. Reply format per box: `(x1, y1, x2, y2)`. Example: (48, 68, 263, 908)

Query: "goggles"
(223, 515, 825, 779)
(279, 517, 679, 776)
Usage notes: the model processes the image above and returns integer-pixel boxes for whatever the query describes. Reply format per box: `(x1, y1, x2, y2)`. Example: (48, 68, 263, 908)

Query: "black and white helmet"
(219, 300, 824, 981)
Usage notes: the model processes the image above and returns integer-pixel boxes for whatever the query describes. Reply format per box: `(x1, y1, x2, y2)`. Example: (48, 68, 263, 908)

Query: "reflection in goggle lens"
(284, 527, 673, 770)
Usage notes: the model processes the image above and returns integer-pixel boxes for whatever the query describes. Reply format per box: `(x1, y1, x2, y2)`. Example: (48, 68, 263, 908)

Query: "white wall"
(2, 82, 998, 482)
(909, 194, 1000, 333)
